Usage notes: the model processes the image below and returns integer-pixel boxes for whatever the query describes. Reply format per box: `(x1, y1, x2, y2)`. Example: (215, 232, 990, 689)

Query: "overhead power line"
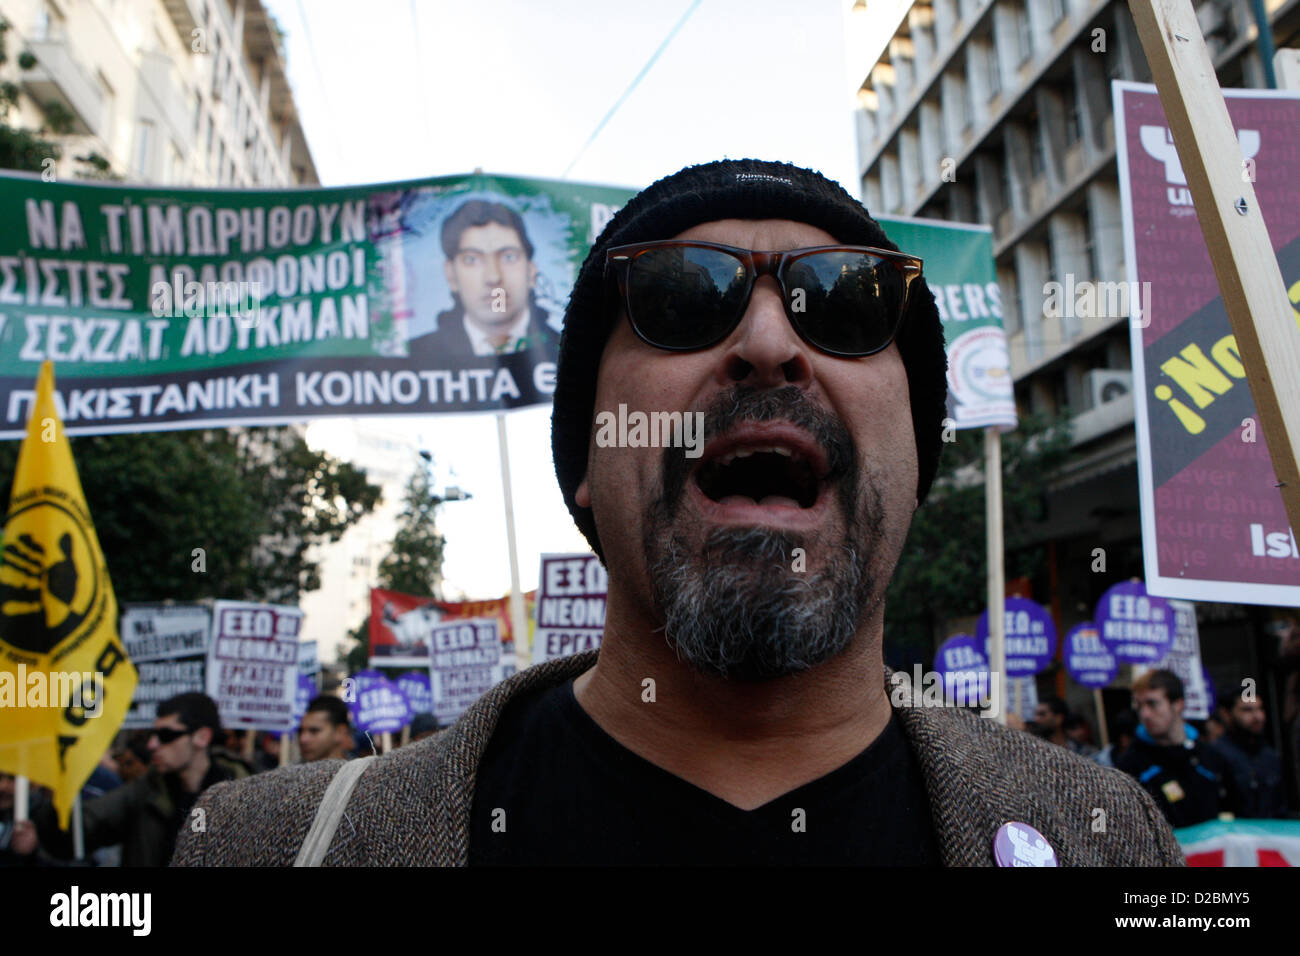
(561, 0, 703, 179)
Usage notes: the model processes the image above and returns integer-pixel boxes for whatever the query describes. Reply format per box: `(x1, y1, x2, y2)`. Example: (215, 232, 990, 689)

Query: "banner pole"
(496, 412, 528, 670)
(14, 775, 28, 824)
(279, 732, 290, 767)
(985, 427, 1007, 725)
(1094, 688, 1111, 748)
(72, 792, 84, 860)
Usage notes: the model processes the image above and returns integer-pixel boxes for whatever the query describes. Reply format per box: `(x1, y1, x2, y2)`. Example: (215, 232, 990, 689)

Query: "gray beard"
(642, 386, 885, 682)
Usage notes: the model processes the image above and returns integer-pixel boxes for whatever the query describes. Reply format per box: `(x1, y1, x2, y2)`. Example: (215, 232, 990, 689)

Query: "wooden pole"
(985, 427, 1007, 724)
(71, 793, 84, 860)
(279, 732, 290, 767)
(14, 775, 28, 823)
(381, 731, 392, 754)
(497, 413, 529, 666)
(1093, 688, 1111, 748)
(1130, 0, 1300, 534)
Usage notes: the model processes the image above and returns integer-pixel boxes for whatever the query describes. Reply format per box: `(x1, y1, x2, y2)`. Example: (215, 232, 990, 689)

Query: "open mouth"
(693, 432, 828, 510)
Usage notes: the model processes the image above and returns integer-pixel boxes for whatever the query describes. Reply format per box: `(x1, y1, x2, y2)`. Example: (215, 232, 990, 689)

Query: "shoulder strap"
(293, 755, 377, 867)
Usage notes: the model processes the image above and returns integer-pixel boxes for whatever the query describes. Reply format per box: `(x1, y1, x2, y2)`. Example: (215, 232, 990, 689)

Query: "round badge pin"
(993, 822, 1058, 867)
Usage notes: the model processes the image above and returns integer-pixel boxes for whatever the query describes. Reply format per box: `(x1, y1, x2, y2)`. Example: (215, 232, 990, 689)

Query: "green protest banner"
(876, 214, 1016, 431)
(0, 171, 634, 436)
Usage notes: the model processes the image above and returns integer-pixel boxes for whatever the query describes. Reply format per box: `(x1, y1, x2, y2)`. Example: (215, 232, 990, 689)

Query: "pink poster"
(1115, 81, 1300, 605)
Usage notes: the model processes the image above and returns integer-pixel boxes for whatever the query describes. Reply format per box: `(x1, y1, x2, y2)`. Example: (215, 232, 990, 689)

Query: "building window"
(1067, 101, 1083, 145)
(1029, 126, 1046, 178)
(986, 44, 1001, 100)
(1047, 0, 1067, 25)
(132, 120, 155, 179)
(1017, 7, 1034, 64)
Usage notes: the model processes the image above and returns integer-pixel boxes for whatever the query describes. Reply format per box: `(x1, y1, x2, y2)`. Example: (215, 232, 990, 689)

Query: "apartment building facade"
(852, 0, 1300, 715)
(0, 0, 316, 185)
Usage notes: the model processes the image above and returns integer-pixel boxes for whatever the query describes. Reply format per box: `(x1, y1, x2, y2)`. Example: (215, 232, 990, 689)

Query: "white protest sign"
(430, 617, 506, 724)
(533, 553, 607, 664)
(1133, 599, 1210, 720)
(121, 604, 212, 729)
(206, 601, 302, 731)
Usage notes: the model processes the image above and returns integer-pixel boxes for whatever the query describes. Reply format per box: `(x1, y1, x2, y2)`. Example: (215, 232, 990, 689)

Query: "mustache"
(657, 385, 858, 518)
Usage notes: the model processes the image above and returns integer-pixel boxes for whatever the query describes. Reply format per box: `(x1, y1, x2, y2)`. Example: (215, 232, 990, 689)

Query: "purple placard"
(1095, 580, 1174, 663)
(396, 671, 434, 716)
(1063, 623, 1118, 688)
(933, 633, 990, 706)
(292, 672, 317, 725)
(348, 672, 411, 734)
(976, 597, 1057, 676)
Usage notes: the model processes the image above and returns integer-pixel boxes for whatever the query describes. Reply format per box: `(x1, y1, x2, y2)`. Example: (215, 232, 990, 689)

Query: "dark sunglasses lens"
(626, 246, 749, 349)
(785, 252, 907, 355)
(154, 727, 189, 743)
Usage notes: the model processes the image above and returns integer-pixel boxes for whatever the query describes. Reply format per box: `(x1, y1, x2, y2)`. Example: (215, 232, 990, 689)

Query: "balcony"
(160, 0, 201, 37)
(21, 39, 105, 137)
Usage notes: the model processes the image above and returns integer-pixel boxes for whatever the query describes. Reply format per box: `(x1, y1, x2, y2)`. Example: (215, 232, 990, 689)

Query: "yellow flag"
(0, 362, 135, 828)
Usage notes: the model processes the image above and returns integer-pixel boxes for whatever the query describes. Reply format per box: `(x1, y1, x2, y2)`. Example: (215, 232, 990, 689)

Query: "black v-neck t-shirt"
(468, 678, 942, 865)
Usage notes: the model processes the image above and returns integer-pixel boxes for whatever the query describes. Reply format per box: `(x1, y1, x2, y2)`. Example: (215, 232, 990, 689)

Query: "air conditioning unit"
(1086, 369, 1132, 409)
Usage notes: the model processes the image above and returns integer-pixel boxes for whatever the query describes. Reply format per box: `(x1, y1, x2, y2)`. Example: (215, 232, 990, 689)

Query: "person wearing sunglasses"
(174, 160, 1182, 867)
(32, 692, 250, 866)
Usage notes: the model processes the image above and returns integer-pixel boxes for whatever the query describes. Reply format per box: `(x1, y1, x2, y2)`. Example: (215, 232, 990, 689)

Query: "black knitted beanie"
(551, 158, 948, 561)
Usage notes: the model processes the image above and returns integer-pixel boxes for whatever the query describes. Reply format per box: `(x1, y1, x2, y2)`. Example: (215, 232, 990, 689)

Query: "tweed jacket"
(171, 651, 1184, 866)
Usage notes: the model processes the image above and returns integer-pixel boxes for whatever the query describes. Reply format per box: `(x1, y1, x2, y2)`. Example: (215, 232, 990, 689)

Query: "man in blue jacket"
(1117, 669, 1233, 828)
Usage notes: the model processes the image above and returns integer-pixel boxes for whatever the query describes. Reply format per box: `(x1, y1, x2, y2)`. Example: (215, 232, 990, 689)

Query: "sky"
(264, 0, 909, 599)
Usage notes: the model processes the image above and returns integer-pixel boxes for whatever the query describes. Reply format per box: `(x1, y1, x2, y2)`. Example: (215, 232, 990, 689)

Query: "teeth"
(714, 444, 797, 463)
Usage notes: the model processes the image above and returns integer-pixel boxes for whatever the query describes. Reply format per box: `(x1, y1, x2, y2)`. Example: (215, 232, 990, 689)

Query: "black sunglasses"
(151, 726, 193, 744)
(605, 240, 923, 357)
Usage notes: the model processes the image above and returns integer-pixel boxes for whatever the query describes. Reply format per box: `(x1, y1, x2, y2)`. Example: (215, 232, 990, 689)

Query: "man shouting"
(174, 159, 1182, 866)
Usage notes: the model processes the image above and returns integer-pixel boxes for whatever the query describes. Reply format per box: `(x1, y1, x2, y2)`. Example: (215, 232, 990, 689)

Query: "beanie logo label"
(733, 173, 794, 186)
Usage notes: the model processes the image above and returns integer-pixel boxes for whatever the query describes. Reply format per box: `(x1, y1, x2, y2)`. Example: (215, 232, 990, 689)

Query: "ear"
(575, 475, 591, 508)
(528, 260, 539, 287)
(444, 259, 458, 293)
(192, 727, 213, 750)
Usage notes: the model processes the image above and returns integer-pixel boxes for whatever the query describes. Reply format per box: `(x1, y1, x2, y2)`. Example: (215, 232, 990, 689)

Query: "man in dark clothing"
(175, 159, 1184, 867)
(1117, 669, 1232, 828)
(32, 692, 249, 866)
(1212, 689, 1289, 819)
(407, 199, 559, 365)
